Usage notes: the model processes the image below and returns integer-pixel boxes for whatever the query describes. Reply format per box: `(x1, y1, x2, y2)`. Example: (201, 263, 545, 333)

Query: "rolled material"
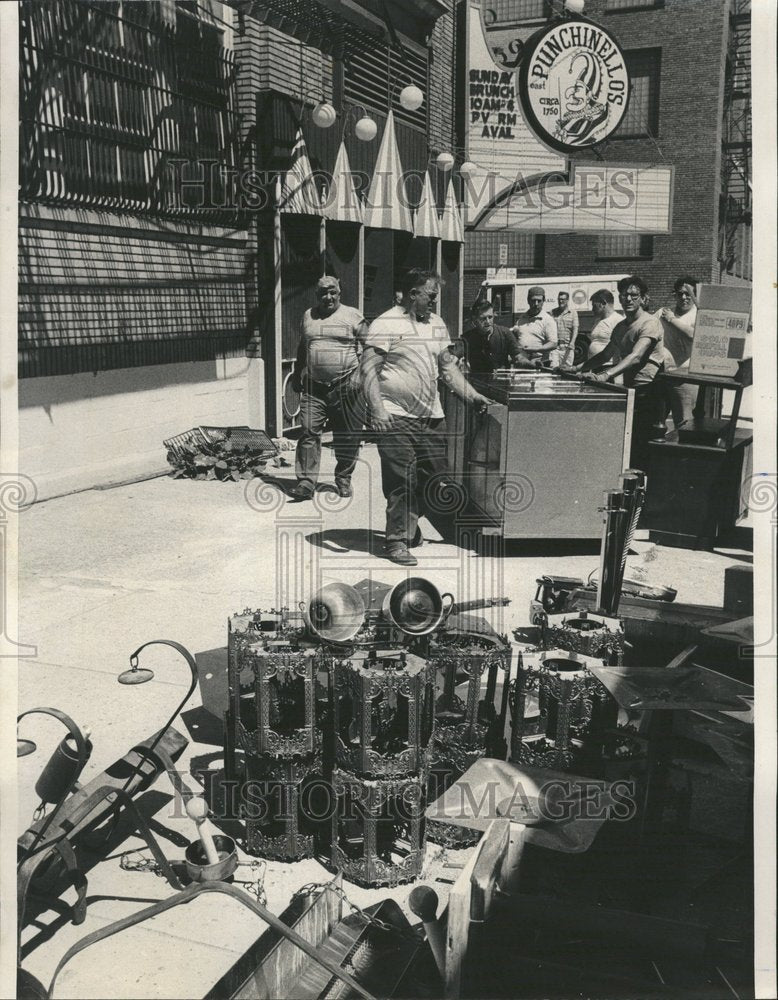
(619, 469, 647, 571)
(596, 490, 629, 618)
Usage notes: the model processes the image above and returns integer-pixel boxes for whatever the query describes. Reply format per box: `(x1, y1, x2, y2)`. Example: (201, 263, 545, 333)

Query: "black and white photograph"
(0, 1, 775, 998)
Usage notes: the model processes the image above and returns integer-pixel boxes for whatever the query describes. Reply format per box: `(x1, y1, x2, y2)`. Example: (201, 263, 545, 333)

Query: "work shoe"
(384, 543, 418, 566)
(335, 481, 353, 498)
(288, 484, 314, 502)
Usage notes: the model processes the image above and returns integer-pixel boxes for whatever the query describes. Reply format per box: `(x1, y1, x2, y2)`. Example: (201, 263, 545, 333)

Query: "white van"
(479, 272, 628, 363)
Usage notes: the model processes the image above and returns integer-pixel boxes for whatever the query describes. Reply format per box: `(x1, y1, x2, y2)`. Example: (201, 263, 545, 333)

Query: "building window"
(606, 0, 665, 10)
(464, 232, 544, 270)
(597, 234, 654, 260)
(482, 0, 552, 25)
(616, 49, 661, 138)
(343, 27, 428, 130)
(19, 0, 240, 220)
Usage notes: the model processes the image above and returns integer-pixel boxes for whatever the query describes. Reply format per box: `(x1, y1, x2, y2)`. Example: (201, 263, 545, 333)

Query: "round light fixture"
(436, 151, 455, 171)
(564, 0, 585, 12)
(459, 160, 478, 177)
(354, 115, 377, 141)
(399, 85, 424, 112)
(312, 101, 337, 128)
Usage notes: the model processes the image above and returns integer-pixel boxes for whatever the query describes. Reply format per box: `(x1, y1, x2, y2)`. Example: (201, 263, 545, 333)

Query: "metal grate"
(164, 426, 278, 460)
(19, 0, 241, 221)
(597, 234, 654, 260)
(343, 27, 428, 131)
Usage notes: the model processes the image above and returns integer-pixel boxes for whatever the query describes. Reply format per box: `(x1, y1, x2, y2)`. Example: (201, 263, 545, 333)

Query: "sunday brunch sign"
(463, 3, 672, 233)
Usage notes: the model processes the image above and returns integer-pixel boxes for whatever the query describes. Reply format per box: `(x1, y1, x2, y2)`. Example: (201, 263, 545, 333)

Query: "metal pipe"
(596, 489, 629, 617)
(619, 469, 647, 572)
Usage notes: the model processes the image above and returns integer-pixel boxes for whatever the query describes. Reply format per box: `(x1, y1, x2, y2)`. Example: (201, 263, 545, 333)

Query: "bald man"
(511, 286, 559, 366)
(289, 276, 368, 501)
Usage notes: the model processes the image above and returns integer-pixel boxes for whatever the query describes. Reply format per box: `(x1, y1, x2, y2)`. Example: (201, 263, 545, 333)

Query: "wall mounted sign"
(518, 18, 631, 153)
(689, 284, 752, 378)
(463, 3, 672, 234)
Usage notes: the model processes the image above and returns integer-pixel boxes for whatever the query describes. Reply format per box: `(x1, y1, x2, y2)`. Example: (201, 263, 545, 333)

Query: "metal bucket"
(185, 834, 238, 882)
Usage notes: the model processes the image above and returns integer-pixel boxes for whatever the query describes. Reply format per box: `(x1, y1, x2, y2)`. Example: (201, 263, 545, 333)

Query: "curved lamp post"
(17, 707, 90, 856)
(115, 639, 198, 797)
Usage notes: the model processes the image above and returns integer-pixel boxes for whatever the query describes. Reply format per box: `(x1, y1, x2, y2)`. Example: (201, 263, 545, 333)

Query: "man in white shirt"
(289, 275, 367, 501)
(511, 286, 559, 366)
(655, 275, 699, 428)
(566, 288, 621, 364)
(361, 268, 492, 566)
(550, 291, 579, 367)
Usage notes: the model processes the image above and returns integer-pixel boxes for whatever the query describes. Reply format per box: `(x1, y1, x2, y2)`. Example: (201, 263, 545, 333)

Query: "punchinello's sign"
(463, 2, 672, 235)
(519, 19, 631, 153)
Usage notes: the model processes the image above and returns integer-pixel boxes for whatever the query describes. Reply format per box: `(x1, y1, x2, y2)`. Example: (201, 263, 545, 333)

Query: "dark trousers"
(375, 416, 449, 545)
(296, 377, 365, 491)
(630, 383, 665, 471)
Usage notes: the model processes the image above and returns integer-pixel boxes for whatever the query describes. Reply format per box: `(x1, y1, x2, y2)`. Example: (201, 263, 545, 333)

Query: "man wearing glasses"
(570, 274, 666, 467)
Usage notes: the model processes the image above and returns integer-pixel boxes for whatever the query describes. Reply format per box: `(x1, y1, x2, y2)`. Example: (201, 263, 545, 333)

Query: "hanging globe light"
(354, 115, 377, 141)
(436, 151, 455, 171)
(565, 0, 585, 12)
(459, 160, 478, 177)
(399, 85, 424, 112)
(312, 101, 337, 128)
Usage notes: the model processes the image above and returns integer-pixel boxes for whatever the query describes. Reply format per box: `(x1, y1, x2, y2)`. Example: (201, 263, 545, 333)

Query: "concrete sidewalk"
(16, 441, 751, 997)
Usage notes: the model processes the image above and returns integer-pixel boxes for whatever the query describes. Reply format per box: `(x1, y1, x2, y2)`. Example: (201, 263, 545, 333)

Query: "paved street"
(16, 440, 751, 997)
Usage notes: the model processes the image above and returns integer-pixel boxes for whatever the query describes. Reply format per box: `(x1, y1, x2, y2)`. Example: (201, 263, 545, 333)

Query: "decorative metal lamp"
(509, 651, 592, 770)
(427, 629, 511, 847)
(330, 648, 436, 779)
(115, 639, 198, 795)
(331, 769, 427, 887)
(541, 609, 625, 662)
(17, 708, 91, 855)
(243, 756, 320, 861)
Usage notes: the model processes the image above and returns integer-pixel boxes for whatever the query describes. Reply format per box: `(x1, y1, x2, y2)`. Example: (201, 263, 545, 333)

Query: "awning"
(413, 170, 441, 239)
(322, 141, 364, 224)
(439, 176, 464, 243)
(363, 110, 412, 232)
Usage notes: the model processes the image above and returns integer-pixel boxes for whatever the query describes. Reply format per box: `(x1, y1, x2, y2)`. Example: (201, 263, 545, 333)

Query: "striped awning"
(322, 141, 364, 224)
(413, 170, 441, 239)
(279, 128, 321, 216)
(439, 176, 464, 243)
(363, 111, 412, 232)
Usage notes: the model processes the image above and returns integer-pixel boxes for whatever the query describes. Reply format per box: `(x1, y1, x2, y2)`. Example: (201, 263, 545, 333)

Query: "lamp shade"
(312, 101, 337, 128)
(565, 0, 585, 11)
(460, 160, 478, 176)
(436, 151, 455, 171)
(399, 85, 424, 112)
(355, 115, 377, 141)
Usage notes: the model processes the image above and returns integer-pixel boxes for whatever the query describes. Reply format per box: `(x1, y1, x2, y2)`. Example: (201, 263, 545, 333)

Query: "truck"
(479, 271, 628, 364)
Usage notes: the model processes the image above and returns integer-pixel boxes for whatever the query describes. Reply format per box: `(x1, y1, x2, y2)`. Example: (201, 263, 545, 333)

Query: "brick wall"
(429, 0, 456, 153)
(464, 0, 732, 301)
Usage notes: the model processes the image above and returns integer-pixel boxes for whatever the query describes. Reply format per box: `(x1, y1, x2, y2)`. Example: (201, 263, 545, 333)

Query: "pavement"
(15, 439, 752, 998)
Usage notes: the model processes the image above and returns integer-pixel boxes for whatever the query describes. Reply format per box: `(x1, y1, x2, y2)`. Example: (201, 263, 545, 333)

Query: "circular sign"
(518, 17, 631, 153)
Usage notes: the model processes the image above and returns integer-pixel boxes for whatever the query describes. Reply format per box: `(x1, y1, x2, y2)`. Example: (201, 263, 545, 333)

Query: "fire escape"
(719, 0, 751, 282)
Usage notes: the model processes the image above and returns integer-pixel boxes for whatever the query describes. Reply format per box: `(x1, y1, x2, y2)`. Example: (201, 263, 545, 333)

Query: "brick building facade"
(461, 0, 752, 314)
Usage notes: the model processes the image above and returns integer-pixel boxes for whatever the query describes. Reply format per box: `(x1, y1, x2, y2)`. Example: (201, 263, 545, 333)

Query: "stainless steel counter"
(443, 371, 634, 540)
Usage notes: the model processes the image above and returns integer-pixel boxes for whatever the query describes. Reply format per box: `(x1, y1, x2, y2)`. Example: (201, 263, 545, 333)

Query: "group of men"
(289, 269, 490, 566)
(287, 268, 700, 563)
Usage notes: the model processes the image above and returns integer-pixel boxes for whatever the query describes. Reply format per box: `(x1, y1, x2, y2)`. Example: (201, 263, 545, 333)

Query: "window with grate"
(616, 49, 661, 137)
(19, 0, 239, 219)
(597, 234, 654, 259)
(606, 0, 665, 10)
(342, 27, 428, 130)
(482, 0, 552, 25)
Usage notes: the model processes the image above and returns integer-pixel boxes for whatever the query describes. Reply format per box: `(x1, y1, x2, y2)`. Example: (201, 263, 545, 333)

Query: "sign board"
(498, 243, 508, 264)
(486, 267, 517, 280)
(518, 18, 631, 153)
(689, 284, 752, 377)
(463, 2, 674, 235)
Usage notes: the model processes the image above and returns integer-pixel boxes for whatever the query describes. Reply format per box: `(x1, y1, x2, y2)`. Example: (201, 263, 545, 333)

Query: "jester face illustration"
(556, 53, 609, 146)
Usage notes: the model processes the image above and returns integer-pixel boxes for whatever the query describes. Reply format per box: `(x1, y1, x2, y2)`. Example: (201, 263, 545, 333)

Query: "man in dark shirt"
(455, 299, 533, 373)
